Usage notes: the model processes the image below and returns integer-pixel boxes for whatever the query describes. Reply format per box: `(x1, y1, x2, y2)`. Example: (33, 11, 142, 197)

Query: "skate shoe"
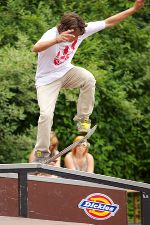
(77, 117, 91, 133)
(31, 150, 51, 164)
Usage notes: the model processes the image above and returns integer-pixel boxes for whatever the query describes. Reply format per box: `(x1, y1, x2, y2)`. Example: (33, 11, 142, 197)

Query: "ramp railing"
(0, 163, 149, 225)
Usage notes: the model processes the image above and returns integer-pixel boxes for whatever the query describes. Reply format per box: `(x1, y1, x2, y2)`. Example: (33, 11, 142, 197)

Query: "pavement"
(0, 216, 93, 225)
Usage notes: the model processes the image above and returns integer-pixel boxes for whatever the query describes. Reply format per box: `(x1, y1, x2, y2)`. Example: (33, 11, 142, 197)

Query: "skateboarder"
(32, 0, 144, 163)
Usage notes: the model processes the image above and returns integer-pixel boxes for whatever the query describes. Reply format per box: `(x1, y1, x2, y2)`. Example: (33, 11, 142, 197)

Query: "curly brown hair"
(57, 12, 87, 35)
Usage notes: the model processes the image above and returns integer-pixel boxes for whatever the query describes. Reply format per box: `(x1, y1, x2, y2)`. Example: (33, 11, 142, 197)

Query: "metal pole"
(18, 171, 28, 217)
(133, 192, 139, 224)
(141, 191, 150, 225)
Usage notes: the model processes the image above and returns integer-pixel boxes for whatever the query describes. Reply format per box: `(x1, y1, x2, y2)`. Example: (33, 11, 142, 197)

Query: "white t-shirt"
(35, 21, 106, 87)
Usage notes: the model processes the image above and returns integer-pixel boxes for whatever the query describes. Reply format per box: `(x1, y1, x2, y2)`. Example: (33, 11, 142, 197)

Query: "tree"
(0, 0, 149, 182)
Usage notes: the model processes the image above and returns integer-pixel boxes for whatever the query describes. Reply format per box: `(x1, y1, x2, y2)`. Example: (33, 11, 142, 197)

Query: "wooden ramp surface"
(0, 216, 93, 225)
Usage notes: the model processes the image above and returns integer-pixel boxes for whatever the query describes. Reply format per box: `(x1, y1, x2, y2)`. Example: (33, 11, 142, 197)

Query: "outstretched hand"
(56, 30, 75, 43)
(133, 0, 144, 12)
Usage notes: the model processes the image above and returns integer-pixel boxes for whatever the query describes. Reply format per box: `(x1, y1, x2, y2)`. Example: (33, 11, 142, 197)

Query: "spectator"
(29, 131, 61, 176)
(64, 136, 94, 173)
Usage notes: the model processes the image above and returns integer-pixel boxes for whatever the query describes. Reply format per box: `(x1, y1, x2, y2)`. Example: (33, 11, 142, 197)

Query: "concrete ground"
(0, 216, 93, 225)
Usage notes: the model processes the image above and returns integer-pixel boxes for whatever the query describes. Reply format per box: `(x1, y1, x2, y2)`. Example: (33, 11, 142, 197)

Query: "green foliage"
(0, 34, 38, 163)
(0, 0, 149, 183)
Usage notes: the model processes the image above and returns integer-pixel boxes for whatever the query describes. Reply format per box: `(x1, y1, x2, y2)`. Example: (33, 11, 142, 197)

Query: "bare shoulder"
(87, 153, 94, 160)
(64, 152, 72, 160)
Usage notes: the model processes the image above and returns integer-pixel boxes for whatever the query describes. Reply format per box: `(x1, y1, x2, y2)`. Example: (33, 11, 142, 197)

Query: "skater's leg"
(62, 66, 96, 131)
(34, 80, 61, 153)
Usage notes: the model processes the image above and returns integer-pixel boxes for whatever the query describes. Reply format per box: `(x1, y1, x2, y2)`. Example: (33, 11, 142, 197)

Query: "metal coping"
(0, 163, 149, 192)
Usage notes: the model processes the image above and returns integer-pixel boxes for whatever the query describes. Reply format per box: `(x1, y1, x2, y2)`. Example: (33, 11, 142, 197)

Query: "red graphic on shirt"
(54, 40, 77, 65)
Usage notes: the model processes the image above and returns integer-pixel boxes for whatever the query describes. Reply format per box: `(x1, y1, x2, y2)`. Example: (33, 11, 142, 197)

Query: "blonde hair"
(49, 131, 59, 151)
(72, 136, 89, 156)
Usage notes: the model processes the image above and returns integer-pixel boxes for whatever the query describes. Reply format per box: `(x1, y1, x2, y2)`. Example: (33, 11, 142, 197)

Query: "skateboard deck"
(44, 125, 97, 164)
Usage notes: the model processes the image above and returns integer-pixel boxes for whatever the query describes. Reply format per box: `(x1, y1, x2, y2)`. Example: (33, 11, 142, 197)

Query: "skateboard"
(44, 125, 97, 164)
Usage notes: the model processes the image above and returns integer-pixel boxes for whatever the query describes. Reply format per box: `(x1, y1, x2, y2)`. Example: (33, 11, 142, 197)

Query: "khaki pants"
(35, 66, 96, 152)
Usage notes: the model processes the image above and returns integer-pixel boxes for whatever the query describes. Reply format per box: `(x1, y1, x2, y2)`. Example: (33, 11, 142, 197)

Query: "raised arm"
(32, 38, 58, 53)
(32, 29, 75, 53)
(105, 0, 144, 28)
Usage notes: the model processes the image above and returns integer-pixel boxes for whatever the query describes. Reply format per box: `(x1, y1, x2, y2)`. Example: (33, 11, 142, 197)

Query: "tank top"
(71, 154, 88, 172)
